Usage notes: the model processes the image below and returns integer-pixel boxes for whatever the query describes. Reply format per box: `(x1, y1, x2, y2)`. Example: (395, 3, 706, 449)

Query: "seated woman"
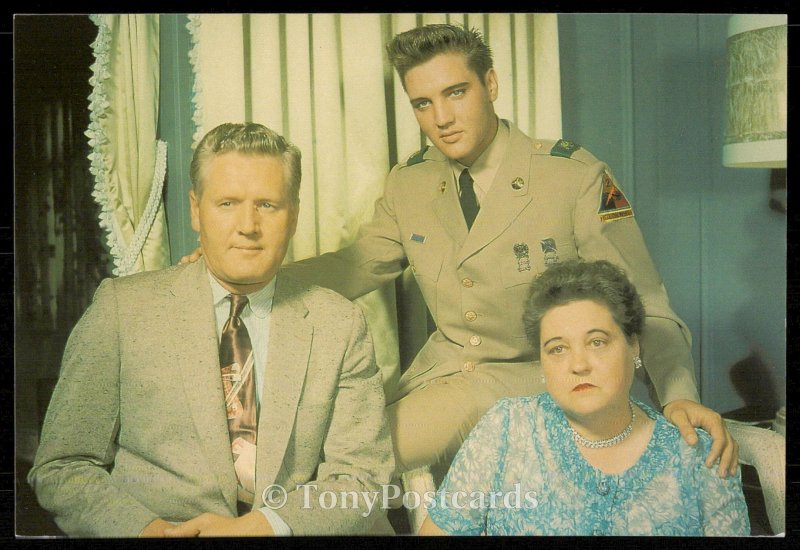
(419, 260, 749, 536)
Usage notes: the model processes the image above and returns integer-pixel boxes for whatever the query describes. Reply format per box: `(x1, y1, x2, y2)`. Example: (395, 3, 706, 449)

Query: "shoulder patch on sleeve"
(598, 170, 634, 222)
(550, 139, 582, 159)
(404, 145, 429, 167)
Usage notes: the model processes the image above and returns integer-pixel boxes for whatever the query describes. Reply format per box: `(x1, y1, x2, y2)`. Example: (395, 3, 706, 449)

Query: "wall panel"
(559, 13, 785, 414)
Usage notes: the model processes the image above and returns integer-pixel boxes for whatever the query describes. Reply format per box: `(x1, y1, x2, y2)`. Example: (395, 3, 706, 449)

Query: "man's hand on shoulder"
(178, 246, 204, 265)
(163, 511, 274, 537)
(663, 399, 739, 478)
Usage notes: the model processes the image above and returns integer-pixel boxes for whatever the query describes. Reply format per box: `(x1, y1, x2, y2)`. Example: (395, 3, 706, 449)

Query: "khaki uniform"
(284, 121, 699, 471)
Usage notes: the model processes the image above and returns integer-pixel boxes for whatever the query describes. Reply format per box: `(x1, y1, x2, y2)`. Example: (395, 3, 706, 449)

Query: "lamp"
(723, 14, 787, 168)
(721, 15, 787, 439)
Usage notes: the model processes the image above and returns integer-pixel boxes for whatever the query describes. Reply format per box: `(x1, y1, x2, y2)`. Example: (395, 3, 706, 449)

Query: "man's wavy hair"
(522, 260, 645, 360)
(190, 122, 301, 206)
(386, 24, 493, 89)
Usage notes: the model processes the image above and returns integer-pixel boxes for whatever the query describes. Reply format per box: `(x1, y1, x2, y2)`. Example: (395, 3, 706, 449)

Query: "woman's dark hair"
(522, 260, 645, 359)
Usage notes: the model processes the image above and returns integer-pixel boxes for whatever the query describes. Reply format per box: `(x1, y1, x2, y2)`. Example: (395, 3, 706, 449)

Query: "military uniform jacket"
(284, 121, 700, 407)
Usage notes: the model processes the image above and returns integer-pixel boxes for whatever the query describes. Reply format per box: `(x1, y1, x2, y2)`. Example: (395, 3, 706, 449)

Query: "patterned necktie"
(459, 168, 479, 230)
(219, 294, 257, 506)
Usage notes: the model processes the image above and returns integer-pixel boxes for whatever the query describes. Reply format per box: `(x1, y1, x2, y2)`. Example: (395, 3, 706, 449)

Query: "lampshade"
(723, 14, 787, 168)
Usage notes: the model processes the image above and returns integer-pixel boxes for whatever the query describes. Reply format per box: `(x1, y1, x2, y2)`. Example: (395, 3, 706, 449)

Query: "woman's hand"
(179, 247, 203, 265)
(663, 399, 739, 477)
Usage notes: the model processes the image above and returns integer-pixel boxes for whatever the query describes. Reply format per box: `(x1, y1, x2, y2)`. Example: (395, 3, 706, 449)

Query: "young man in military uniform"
(187, 24, 737, 478)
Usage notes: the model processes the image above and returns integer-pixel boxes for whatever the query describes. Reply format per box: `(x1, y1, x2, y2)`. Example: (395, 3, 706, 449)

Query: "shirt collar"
(208, 272, 277, 319)
(451, 118, 509, 199)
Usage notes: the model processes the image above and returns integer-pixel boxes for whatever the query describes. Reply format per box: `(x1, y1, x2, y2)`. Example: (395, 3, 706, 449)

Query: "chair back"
(725, 419, 785, 535)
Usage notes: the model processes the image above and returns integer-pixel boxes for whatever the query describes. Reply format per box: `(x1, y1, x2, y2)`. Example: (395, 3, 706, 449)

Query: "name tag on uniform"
(410, 233, 426, 243)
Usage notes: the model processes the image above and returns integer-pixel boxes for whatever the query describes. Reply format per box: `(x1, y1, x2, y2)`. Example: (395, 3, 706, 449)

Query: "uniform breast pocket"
(497, 234, 576, 336)
(498, 233, 577, 285)
(501, 262, 537, 333)
(498, 237, 542, 285)
(407, 244, 443, 281)
(500, 261, 537, 289)
(406, 244, 443, 317)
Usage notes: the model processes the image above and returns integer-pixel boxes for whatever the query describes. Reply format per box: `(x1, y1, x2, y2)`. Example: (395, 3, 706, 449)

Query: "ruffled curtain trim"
(186, 14, 205, 149)
(85, 14, 168, 277)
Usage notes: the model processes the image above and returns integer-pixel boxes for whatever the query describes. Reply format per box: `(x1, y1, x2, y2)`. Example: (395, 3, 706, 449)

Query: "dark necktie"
(459, 168, 479, 230)
(219, 294, 257, 506)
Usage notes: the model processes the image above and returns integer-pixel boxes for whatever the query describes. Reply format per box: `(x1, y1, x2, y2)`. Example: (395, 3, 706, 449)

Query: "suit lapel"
(457, 125, 534, 266)
(170, 261, 238, 512)
(255, 274, 312, 491)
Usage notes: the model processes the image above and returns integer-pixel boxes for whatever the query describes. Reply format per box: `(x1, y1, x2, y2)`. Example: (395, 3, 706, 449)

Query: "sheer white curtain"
(187, 13, 562, 389)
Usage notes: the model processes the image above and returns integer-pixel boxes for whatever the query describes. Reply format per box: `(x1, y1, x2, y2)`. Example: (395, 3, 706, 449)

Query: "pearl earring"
(633, 356, 643, 370)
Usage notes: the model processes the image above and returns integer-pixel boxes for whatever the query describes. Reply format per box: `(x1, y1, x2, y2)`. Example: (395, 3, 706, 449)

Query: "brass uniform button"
(464, 311, 477, 322)
(461, 278, 474, 288)
(464, 361, 475, 372)
(469, 335, 482, 346)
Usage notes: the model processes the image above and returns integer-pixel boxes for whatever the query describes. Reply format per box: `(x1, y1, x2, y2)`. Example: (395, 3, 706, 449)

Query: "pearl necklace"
(571, 401, 636, 449)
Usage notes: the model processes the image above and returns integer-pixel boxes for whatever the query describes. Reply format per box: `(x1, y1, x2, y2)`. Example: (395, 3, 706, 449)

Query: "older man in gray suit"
(28, 123, 395, 537)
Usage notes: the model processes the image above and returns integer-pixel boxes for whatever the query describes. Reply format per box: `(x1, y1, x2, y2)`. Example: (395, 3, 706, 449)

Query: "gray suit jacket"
(283, 121, 699, 407)
(28, 261, 394, 536)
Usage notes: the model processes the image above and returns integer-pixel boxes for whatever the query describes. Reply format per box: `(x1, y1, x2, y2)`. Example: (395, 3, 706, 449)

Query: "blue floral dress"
(427, 393, 750, 536)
